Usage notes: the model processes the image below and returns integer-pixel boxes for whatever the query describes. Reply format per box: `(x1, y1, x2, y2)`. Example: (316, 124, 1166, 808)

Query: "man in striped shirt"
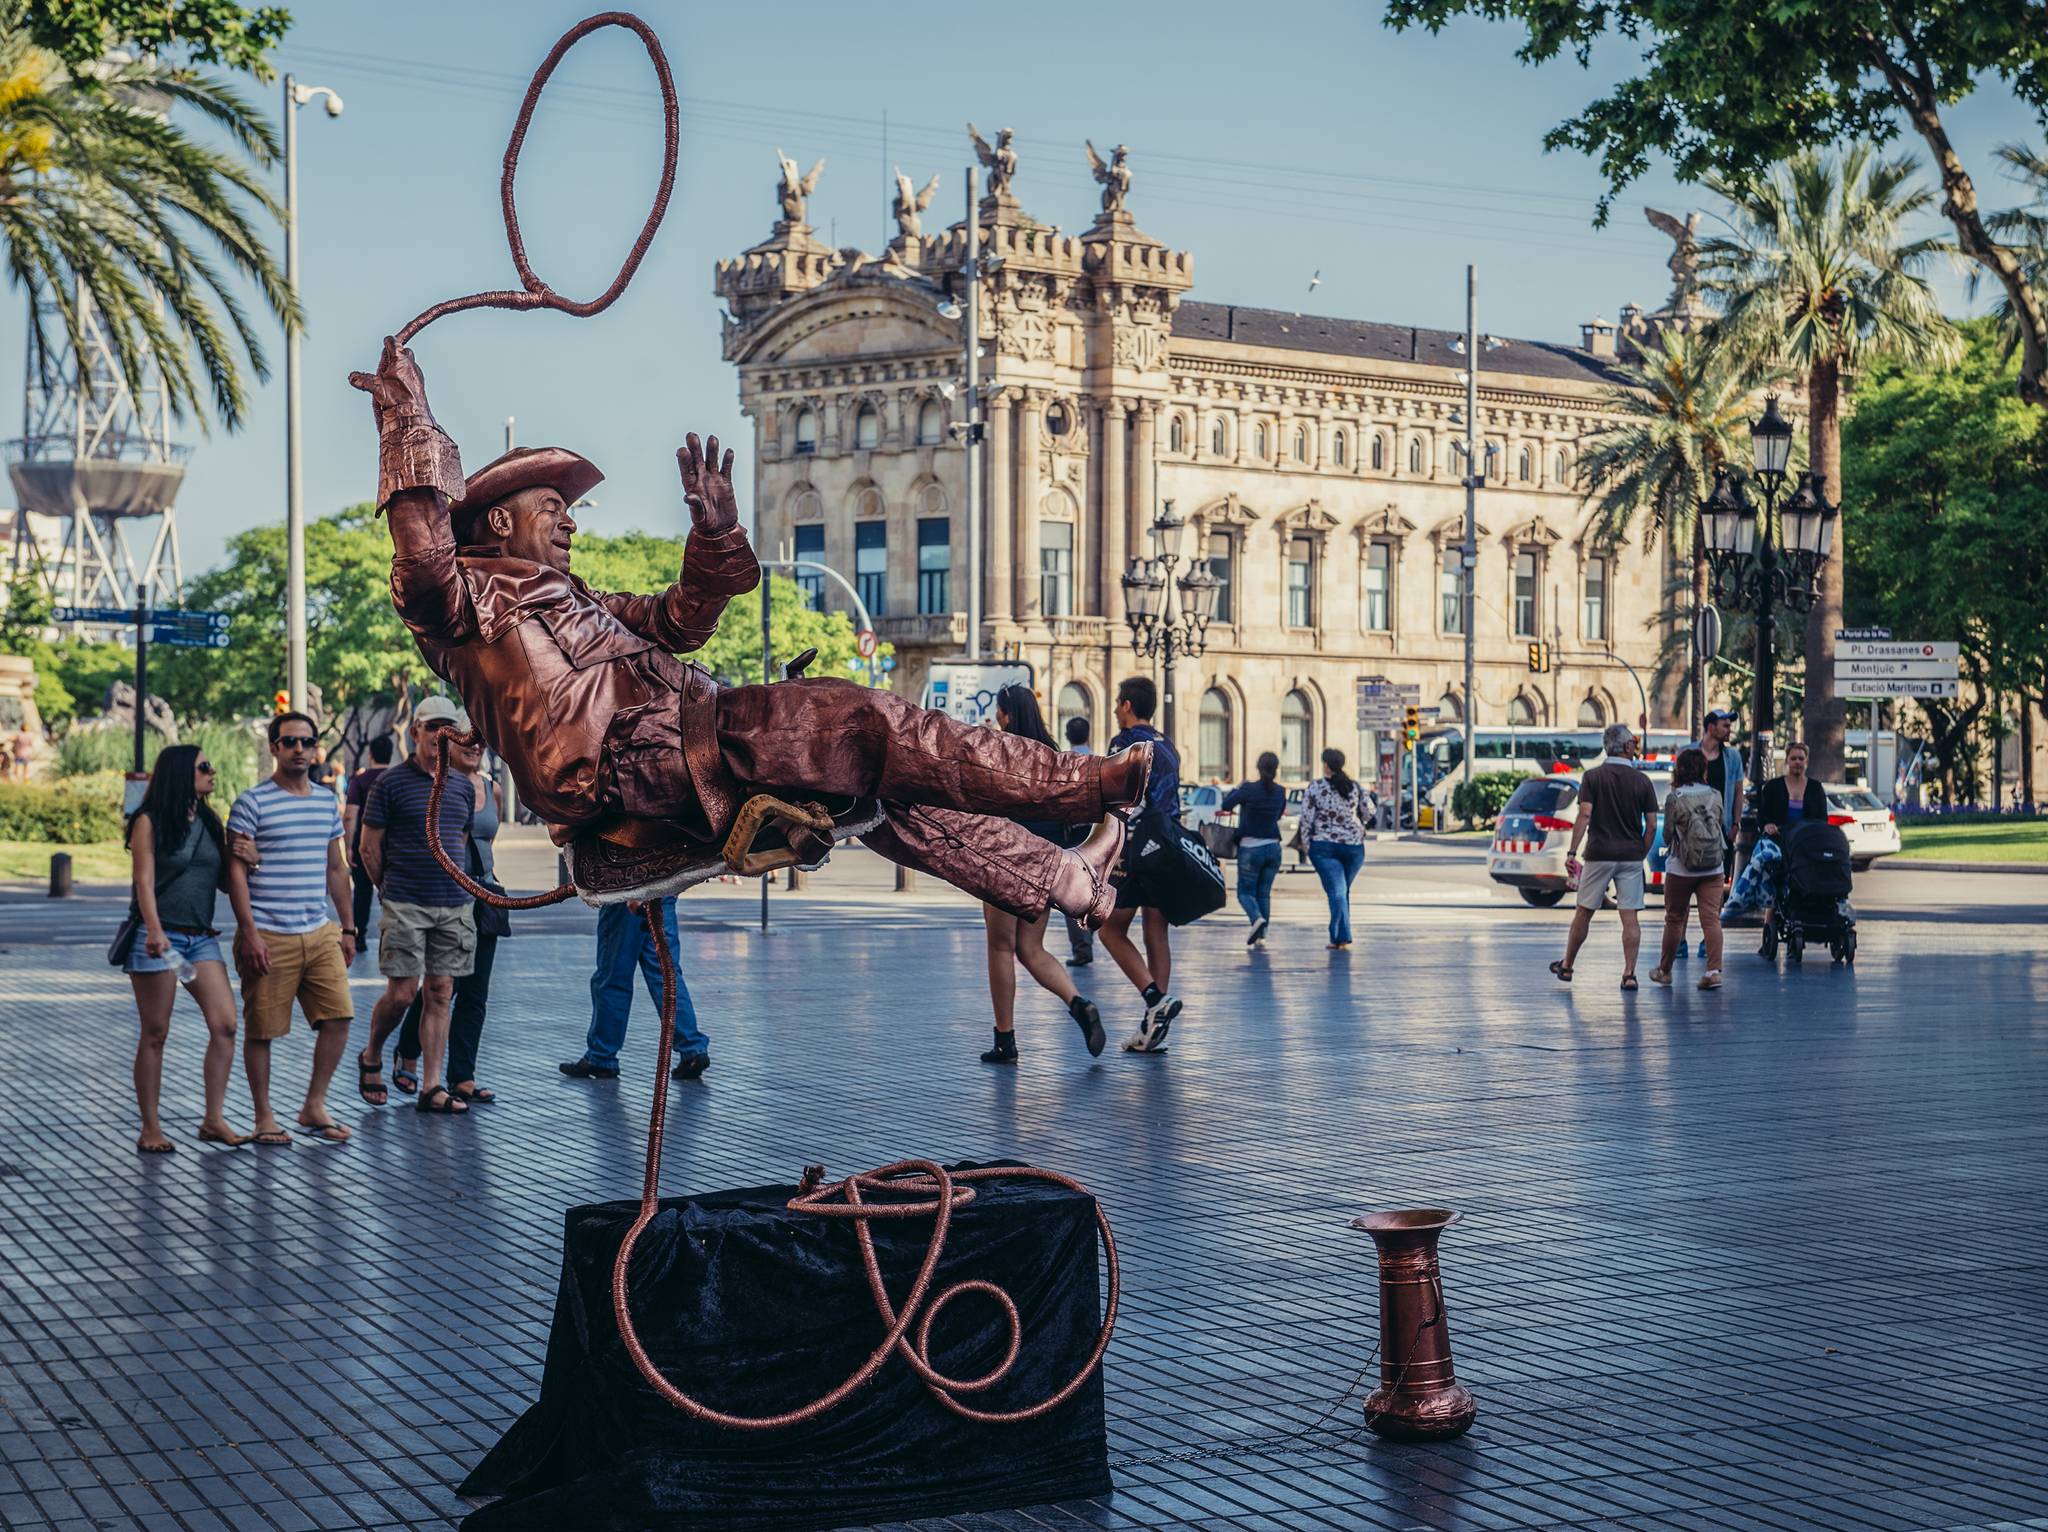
(224, 712, 358, 1145)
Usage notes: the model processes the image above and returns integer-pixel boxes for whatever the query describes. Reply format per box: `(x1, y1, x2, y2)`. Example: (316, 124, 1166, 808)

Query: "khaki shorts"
(1575, 859, 1646, 911)
(379, 898, 476, 979)
(240, 923, 353, 1041)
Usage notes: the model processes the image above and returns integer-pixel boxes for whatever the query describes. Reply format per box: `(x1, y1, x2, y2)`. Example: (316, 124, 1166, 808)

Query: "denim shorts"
(127, 927, 225, 975)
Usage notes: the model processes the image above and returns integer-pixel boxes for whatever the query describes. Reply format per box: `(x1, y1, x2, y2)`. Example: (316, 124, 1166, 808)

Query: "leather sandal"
(357, 1054, 387, 1106)
(415, 1084, 468, 1114)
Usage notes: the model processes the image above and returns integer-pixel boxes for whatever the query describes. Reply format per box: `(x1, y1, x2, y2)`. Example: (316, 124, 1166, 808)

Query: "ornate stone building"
(717, 145, 1676, 783)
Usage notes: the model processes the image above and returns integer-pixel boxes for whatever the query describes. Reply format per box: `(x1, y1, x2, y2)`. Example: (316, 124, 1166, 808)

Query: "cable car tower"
(6, 282, 188, 622)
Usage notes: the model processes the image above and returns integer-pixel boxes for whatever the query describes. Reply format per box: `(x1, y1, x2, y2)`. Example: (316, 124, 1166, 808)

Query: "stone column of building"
(985, 387, 1014, 624)
(1130, 400, 1158, 552)
(1015, 389, 1044, 621)
(1099, 398, 1127, 620)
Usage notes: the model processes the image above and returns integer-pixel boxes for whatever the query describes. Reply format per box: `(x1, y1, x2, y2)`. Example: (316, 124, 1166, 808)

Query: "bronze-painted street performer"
(351, 339, 1143, 925)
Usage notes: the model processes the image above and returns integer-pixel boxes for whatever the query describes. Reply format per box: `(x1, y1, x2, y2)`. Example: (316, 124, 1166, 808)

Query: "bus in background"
(1417, 725, 1693, 827)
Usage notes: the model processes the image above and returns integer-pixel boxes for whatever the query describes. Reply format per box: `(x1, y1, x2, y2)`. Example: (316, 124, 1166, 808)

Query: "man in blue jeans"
(558, 897, 710, 1081)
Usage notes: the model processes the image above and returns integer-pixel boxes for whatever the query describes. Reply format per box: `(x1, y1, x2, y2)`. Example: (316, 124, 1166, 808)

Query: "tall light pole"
(1451, 266, 1504, 802)
(962, 165, 982, 661)
(1121, 500, 1219, 746)
(283, 74, 343, 714)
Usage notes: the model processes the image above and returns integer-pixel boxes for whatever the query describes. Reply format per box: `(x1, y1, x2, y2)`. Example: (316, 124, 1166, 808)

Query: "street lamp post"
(1120, 500, 1219, 748)
(282, 75, 343, 714)
(1699, 395, 1839, 819)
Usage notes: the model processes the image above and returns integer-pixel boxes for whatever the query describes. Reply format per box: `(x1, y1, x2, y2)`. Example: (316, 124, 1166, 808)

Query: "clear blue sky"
(5, 0, 2039, 576)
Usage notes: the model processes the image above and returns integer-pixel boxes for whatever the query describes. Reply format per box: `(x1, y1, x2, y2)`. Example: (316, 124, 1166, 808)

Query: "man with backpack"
(1550, 723, 1659, 991)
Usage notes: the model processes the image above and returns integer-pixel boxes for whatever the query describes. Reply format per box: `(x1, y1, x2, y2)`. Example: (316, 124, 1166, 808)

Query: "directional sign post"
(1834, 639, 1957, 701)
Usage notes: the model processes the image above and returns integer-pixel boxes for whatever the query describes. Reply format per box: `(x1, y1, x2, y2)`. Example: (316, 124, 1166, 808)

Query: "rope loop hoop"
(395, 11, 680, 346)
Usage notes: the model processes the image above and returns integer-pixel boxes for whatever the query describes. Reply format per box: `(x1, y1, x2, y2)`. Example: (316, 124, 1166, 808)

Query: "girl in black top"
(977, 685, 1106, 1063)
(125, 744, 249, 1152)
(1221, 751, 1288, 944)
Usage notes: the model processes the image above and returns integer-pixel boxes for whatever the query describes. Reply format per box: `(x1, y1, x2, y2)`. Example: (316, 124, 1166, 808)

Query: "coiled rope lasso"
(425, 731, 1121, 1427)
(393, 11, 680, 348)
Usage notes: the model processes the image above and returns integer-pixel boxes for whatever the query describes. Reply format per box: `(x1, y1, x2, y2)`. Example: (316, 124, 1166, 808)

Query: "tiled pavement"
(2, 854, 2046, 1532)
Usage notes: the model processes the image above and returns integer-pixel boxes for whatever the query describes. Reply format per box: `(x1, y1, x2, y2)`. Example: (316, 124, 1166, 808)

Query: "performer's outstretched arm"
(351, 338, 473, 642)
(593, 432, 758, 654)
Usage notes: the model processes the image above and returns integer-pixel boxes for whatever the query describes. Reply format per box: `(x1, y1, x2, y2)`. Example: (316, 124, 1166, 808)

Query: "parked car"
(1486, 772, 1668, 907)
(1821, 783, 1901, 870)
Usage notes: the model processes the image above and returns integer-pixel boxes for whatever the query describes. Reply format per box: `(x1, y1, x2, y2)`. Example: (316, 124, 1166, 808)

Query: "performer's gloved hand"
(349, 336, 465, 510)
(678, 432, 739, 536)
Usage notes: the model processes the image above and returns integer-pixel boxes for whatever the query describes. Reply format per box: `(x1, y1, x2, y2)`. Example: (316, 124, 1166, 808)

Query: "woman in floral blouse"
(1299, 747, 1373, 948)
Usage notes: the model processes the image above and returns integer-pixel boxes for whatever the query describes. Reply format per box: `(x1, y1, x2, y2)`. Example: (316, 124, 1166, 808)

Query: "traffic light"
(1527, 641, 1551, 674)
(1403, 704, 1420, 745)
(273, 689, 291, 714)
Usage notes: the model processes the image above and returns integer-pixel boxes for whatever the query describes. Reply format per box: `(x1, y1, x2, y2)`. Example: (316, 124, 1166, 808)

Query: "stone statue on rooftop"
(775, 149, 825, 226)
(1085, 141, 1131, 216)
(1644, 207, 1703, 311)
(892, 168, 941, 240)
(967, 124, 1017, 199)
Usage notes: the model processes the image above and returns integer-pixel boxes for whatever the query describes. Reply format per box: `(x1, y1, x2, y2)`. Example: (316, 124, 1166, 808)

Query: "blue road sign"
(52, 605, 135, 624)
(150, 609, 231, 629)
(149, 630, 231, 649)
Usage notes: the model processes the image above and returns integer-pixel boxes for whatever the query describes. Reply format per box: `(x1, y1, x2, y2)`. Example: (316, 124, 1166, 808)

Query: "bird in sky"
(1308, 269, 1321, 293)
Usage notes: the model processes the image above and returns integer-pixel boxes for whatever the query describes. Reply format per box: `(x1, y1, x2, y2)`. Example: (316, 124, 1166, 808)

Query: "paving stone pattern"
(1, 881, 2045, 1532)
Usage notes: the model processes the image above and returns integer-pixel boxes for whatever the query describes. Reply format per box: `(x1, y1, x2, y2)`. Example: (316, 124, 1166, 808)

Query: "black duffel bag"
(1123, 804, 1228, 926)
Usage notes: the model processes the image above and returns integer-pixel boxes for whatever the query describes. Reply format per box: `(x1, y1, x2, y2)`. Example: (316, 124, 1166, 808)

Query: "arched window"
(794, 408, 818, 455)
(917, 400, 946, 445)
(1169, 415, 1186, 453)
(1292, 426, 1308, 461)
(1199, 689, 1233, 780)
(1438, 691, 1462, 722)
(1577, 696, 1606, 727)
(1371, 434, 1384, 471)
(1056, 683, 1093, 747)
(1280, 690, 1313, 780)
(1508, 695, 1536, 726)
(854, 405, 880, 450)
(1333, 431, 1347, 466)
(1518, 448, 1533, 482)
(1255, 423, 1269, 459)
(1211, 419, 1227, 456)
(1408, 438, 1422, 473)
(1554, 449, 1569, 483)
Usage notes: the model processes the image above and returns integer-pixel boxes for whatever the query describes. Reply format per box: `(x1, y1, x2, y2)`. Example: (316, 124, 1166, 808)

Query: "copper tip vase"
(1349, 1208, 1477, 1441)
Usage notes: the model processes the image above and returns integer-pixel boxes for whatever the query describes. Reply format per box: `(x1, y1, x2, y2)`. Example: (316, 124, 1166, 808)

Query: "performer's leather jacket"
(387, 495, 759, 838)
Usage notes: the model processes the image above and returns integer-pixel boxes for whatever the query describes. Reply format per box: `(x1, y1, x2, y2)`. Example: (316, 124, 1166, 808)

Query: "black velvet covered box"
(460, 1165, 1113, 1531)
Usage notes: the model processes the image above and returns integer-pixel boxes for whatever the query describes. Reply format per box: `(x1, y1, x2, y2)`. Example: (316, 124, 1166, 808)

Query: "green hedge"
(55, 720, 262, 802)
(1450, 771, 1526, 829)
(0, 779, 125, 844)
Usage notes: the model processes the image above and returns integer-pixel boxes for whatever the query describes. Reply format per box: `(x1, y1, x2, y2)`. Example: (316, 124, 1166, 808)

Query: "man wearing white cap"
(356, 698, 479, 1115)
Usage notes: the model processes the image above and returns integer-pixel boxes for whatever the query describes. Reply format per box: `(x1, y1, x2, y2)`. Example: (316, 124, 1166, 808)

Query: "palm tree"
(1698, 146, 1959, 781)
(0, 9, 297, 431)
(1575, 324, 1762, 735)
(1980, 143, 2048, 362)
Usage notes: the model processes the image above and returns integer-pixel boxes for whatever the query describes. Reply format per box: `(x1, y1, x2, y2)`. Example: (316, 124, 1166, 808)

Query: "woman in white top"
(1300, 748, 1373, 948)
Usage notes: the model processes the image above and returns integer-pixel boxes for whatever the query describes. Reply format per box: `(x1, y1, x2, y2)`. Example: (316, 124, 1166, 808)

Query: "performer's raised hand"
(349, 336, 465, 508)
(678, 432, 739, 535)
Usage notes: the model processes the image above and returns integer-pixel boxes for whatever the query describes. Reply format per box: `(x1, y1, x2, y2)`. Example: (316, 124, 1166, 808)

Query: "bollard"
(1350, 1208, 1476, 1440)
(48, 851, 73, 898)
(894, 864, 915, 893)
(785, 865, 808, 892)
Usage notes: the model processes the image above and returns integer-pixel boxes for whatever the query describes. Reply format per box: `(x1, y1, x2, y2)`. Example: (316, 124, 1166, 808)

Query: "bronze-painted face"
(487, 485, 578, 572)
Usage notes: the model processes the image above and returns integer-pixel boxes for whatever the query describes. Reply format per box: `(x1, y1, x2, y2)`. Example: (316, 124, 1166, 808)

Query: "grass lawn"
(0, 840, 129, 882)
(1896, 820, 2048, 864)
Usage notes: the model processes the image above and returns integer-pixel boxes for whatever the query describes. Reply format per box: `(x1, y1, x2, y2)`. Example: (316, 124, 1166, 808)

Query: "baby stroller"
(1761, 820, 1857, 964)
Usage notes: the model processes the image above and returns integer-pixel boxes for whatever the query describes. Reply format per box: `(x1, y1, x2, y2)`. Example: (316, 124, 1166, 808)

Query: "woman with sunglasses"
(124, 744, 248, 1152)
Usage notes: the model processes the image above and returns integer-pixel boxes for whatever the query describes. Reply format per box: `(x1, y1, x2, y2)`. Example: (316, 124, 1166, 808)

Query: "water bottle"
(176, 955, 198, 985)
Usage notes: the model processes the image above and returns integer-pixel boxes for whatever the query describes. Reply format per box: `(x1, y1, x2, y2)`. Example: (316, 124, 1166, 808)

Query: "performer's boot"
(1049, 818, 1126, 930)
(1096, 742, 1154, 816)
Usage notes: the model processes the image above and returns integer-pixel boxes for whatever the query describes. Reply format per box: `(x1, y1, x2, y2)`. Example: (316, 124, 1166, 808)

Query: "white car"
(1486, 772, 1671, 907)
(1822, 783, 1901, 870)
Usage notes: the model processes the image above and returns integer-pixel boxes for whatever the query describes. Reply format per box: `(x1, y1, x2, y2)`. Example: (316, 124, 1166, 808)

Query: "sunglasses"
(275, 734, 316, 749)
(195, 761, 214, 774)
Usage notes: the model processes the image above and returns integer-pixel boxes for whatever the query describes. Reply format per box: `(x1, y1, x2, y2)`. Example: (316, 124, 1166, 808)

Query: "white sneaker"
(1121, 993, 1180, 1052)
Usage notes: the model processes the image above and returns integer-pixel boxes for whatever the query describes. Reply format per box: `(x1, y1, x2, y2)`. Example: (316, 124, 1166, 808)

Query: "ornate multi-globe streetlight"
(1698, 395, 1839, 815)
(1120, 500, 1220, 742)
